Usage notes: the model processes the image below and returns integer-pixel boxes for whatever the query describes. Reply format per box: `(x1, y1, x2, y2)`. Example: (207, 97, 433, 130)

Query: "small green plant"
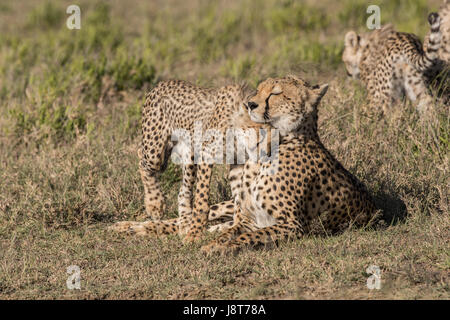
(269, 35, 343, 69)
(108, 49, 156, 91)
(265, 0, 329, 34)
(191, 6, 242, 62)
(338, 0, 370, 29)
(221, 55, 256, 80)
(27, 1, 64, 30)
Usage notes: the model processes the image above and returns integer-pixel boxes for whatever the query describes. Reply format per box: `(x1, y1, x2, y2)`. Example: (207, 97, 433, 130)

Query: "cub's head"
(342, 30, 363, 79)
(343, 24, 394, 78)
(246, 75, 328, 135)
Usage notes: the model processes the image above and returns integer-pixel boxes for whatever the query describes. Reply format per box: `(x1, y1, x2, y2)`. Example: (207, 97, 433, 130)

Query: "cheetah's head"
(342, 30, 363, 79)
(246, 75, 328, 135)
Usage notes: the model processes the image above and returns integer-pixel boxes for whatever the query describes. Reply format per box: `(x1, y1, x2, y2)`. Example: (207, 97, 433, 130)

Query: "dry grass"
(0, 0, 448, 299)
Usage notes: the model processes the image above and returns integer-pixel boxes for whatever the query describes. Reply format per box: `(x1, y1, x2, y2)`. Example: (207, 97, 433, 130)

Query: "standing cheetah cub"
(109, 80, 270, 241)
(202, 75, 378, 255)
(342, 12, 442, 113)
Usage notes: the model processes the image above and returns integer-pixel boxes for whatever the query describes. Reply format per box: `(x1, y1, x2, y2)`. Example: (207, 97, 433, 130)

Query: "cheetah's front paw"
(108, 221, 141, 233)
(108, 221, 158, 237)
(182, 227, 205, 244)
(200, 240, 240, 256)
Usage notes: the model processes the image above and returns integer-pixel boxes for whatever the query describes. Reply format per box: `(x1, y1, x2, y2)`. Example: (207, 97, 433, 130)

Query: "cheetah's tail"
(412, 12, 442, 71)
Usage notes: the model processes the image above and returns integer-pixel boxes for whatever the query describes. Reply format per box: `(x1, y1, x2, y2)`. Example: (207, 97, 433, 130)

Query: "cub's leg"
(139, 156, 165, 221)
(177, 163, 197, 235)
(182, 125, 220, 242)
(205, 165, 243, 232)
(403, 64, 435, 113)
(139, 102, 171, 221)
(183, 163, 214, 243)
(366, 61, 396, 114)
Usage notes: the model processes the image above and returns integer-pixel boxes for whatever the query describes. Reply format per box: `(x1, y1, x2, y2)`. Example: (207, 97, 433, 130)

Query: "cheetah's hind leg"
(108, 208, 234, 238)
(207, 220, 234, 233)
(108, 218, 179, 237)
(206, 200, 235, 233)
(202, 222, 300, 255)
(208, 200, 234, 221)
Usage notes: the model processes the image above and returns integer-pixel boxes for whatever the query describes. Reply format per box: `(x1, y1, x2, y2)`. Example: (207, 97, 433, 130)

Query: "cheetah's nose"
(247, 101, 259, 110)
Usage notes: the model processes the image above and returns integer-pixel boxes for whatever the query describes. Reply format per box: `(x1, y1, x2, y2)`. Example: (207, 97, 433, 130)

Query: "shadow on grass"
(372, 188, 408, 227)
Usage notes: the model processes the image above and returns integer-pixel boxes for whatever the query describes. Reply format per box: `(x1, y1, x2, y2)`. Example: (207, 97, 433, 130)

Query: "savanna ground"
(0, 0, 448, 300)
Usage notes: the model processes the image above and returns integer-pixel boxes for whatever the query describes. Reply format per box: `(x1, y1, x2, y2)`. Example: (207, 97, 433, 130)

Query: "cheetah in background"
(424, 0, 450, 104)
(425, 0, 450, 63)
(342, 12, 442, 114)
(109, 80, 271, 241)
(202, 75, 378, 255)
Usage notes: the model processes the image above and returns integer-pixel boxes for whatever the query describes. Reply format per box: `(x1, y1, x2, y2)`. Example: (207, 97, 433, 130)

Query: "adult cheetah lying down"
(342, 12, 442, 113)
(109, 79, 271, 241)
(201, 75, 378, 255)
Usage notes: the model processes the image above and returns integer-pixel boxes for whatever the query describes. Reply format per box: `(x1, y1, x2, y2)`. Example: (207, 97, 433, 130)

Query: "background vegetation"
(0, 0, 448, 299)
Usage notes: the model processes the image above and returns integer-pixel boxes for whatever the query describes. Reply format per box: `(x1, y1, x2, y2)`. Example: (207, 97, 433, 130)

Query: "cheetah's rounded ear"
(286, 74, 302, 84)
(344, 31, 359, 48)
(309, 84, 329, 110)
(287, 74, 300, 80)
(271, 84, 283, 95)
(313, 84, 329, 99)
